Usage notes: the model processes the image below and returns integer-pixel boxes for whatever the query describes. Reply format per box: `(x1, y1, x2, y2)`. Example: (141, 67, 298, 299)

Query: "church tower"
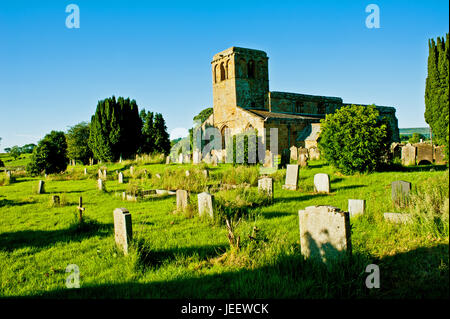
(211, 47, 269, 129)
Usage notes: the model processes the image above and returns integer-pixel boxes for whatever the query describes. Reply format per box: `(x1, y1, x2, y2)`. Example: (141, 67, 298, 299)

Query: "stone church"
(202, 46, 400, 155)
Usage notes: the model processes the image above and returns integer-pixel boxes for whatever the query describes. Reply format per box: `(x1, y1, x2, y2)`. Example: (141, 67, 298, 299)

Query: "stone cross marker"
(348, 199, 365, 217)
(37, 180, 45, 194)
(113, 208, 132, 255)
(258, 177, 274, 201)
(298, 206, 351, 263)
(314, 173, 330, 193)
(176, 190, 189, 211)
(198, 192, 214, 218)
(391, 181, 411, 207)
(282, 164, 299, 190)
(118, 172, 123, 184)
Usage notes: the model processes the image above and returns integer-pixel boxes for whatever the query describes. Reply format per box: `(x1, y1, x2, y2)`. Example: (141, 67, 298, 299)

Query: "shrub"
(27, 131, 68, 176)
(318, 104, 391, 174)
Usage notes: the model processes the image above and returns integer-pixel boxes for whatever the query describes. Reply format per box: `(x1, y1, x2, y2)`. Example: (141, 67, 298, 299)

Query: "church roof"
(244, 109, 323, 121)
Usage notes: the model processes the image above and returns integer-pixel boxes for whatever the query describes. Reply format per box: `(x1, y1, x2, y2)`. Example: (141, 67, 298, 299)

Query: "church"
(202, 46, 400, 155)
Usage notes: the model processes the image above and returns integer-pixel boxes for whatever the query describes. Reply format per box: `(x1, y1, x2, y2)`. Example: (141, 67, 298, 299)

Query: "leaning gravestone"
(198, 192, 214, 218)
(348, 199, 365, 217)
(113, 208, 132, 255)
(118, 172, 123, 184)
(401, 144, 416, 166)
(298, 206, 351, 263)
(176, 190, 189, 211)
(314, 173, 330, 193)
(37, 180, 45, 194)
(282, 164, 299, 190)
(258, 177, 273, 201)
(391, 181, 411, 207)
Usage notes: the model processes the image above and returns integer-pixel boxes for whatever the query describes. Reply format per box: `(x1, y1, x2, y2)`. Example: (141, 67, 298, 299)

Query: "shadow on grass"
(274, 193, 328, 204)
(0, 198, 35, 208)
(0, 220, 113, 252)
(261, 211, 294, 219)
(332, 184, 366, 192)
(380, 163, 448, 172)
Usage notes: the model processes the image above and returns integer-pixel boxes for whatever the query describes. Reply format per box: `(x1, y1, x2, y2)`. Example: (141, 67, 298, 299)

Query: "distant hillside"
(399, 127, 430, 138)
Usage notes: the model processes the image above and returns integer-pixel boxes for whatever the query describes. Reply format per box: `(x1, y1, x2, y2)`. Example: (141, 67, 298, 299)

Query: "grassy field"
(0, 155, 448, 299)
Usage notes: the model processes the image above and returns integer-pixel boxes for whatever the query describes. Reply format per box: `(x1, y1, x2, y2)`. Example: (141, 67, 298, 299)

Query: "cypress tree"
(153, 113, 171, 155)
(139, 109, 156, 154)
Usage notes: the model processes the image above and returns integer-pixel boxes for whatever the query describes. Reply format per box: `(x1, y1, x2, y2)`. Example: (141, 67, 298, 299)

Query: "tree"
(66, 122, 93, 164)
(27, 131, 68, 175)
(88, 96, 142, 162)
(139, 109, 156, 154)
(425, 33, 449, 158)
(153, 113, 171, 155)
(318, 104, 391, 174)
(21, 144, 37, 154)
(193, 107, 213, 124)
(10, 146, 21, 160)
(409, 133, 426, 144)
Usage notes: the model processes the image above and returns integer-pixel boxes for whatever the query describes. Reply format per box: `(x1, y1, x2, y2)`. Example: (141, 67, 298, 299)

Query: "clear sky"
(0, 0, 448, 149)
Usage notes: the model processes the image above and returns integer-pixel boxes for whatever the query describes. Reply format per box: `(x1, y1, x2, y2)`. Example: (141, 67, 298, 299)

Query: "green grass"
(0, 158, 448, 299)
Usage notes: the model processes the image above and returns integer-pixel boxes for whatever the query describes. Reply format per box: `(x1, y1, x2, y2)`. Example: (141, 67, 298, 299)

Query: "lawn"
(0, 157, 448, 298)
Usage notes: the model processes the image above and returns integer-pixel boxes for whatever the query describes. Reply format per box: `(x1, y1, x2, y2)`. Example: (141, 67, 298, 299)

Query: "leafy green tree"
(88, 96, 142, 162)
(10, 146, 21, 160)
(66, 122, 93, 164)
(409, 133, 426, 144)
(4, 147, 11, 153)
(318, 104, 391, 174)
(153, 113, 171, 155)
(193, 107, 213, 124)
(27, 131, 68, 175)
(21, 144, 37, 154)
(139, 109, 156, 154)
(425, 33, 449, 158)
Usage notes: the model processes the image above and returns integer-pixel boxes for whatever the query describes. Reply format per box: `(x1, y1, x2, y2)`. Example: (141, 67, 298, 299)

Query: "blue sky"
(0, 0, 448, 149)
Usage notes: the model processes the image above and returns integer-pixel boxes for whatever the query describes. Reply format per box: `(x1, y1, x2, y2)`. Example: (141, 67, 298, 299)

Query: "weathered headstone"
(314, 173, 330, 193)
(166, 156, 170, 164)
(211, 154, 218, 166)
(308, 146, 320, 160)
(178, 153, 184, 164)
(298, 206, 351, 263)
(37, 180, 45, 194)
(98, 169, 102, 179)
(84, 168, 87, 175)
(97, 178, 104, 191)
(176, 190, 189, 211)
(434, 146, 446, 164)
(6, 171, 11, 179)
(155, 173, 161, 179)
(52, 195, 60, 205)
(185, 170, 190, 177)
(193, 150, 201, 164)
(282, 164, 299, 190)
(258, 177, 274, 200)
(184, 154, 191, 164)
(118, 172, 123, 184)
(298, 153, 308, 168)
(198, 192, 214, 218)
(290, 146, 298, 161)
(401, 144, 416, 166)
(203, 153, 212, 164)
(103, 169, 107, 179)
(263, 150, 274, 168)
(130, 166, 134, 175)
(202, 169, 209, 178)
(113, 208, 132, 255)
(415, 143, 433, 164)
(348, 199, 365, 217)
(383, 213, 412, 224)
(391, 180, 411, 207)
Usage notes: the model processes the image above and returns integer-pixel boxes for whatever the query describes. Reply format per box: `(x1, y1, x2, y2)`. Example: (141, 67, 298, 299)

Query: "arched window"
(220, 62, 226, 81)
(247, 60, 255, 79)
(214, 64, 218, 83)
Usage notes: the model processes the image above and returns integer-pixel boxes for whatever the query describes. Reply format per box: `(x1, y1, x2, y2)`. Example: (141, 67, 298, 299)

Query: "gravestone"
(185, 170, 190, 177)
(415, 143, 433, 164)
(258, 177, 274, 200)
(401, 144, 416, 166)
(314, 173, 330, 193)
(298, 153, 308, 168)
(203, 153, 212, 164)
(391, 181, 411, 207)
(348, 199, 365, 217)
(156, 173, 161, 179)
(130, 166, 134, 175)
(97, 178, 104, 191)
(202, 169, 209, 178)
(290, 146, 298, 161)
(193, 151, 201, 164)
(211, 154, 218, 166)
(6, 171, 11, 179)
(184, 154, 190, 164)
(52, 195, 60, 205)
(308, 147, 320, 160)
(198, 192, 214, 218)
(178, 153, 184, 164)
(118, 172, 123, 184)
(84, 168, 87, 175)
(282, 164, 299, 190)
(113, 208, 132, 255)
(263, 150, 274, 168)
(98, 169, 102, 179)
(434, 146, 446, 164)
(176, 190, 189, 211)
(390, 143, 403, 160)
(103, 169, 107, 179)
(37, 180, 45, 194)
(384, 213, 412, 224)
(166, 156, 170, 164)
(298, 206, 351, 263)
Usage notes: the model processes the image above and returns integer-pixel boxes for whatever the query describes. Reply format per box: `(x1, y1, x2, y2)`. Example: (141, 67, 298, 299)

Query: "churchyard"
(0, 152, 448, 298)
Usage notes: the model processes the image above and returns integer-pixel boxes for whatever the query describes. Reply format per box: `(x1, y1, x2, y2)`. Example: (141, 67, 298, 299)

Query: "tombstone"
(290, 146, 298, 162)
(298, 206, 351, 263)
(314, 173, 330, 193)
(52, 195, 60, 206)
(119, 156, 122, 163)
(391, 181, 411, 207)
(401, 144, 416, 166)
(348, 199, 365, 217)
(84, 168, 87, 175)
(383, 213, 412, 224)
(166, 156, 170, 164)
(263, 150, 274, 168)
(258, 177, 274, 200)
(183, 154, 191, 164)
(198, 192, 214, 218)
(193, 150, 201, 164)
(308, 147, 320, 161)
(113, 208, 132, 255)
(118, 172, 124, 184)
(176, 190, 189, 211)
(97, 178, 104, 191)
(6, 171, 11, 179)
(211, 154, 218, 166)
(298, 153, 308, 168)
(155, 173, 161, 179)
(130, 166, 134, 175)
(185, 170, 190, 177)
(178, 153, 184, 164)
(415, 143, 433, 164)
(98, 169, 102, 179)
(203, 153, 212, 164)
(103, 169, 107, 179)
(37, 180, 45, 194)
(282, 164, 299, 190)
(434, 146, 446, 164)
(202, 169, 209, 178)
